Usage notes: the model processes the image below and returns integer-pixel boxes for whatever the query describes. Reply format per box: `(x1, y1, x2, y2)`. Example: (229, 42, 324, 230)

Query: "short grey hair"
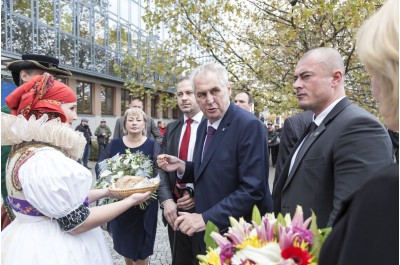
(190, 62, 229, 91)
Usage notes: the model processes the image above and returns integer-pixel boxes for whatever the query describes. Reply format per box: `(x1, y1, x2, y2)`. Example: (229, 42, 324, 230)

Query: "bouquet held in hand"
(96, 149, 160, 209)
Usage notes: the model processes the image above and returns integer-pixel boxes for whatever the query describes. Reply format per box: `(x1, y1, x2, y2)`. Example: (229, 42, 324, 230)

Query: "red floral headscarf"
(5, 72, 76, 123)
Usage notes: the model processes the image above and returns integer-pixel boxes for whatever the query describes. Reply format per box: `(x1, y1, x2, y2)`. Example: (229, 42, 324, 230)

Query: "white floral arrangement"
(96, 149, 159, 209)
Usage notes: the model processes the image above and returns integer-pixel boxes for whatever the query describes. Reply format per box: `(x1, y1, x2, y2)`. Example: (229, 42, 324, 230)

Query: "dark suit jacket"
(273, 97, 393, 228)
(182, 103, 273, 232)
(273, 111, 313, 187)
(157, 118, 185, 205)
(113, 115, 163, 143)
(319, 164, 399, 265)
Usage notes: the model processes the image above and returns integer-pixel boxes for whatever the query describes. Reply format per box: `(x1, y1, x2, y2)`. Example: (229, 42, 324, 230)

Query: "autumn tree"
(142, 0, 383, 118)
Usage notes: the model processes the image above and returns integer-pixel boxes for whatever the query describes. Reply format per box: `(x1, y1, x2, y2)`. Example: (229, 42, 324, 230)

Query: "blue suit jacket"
(182, 103, 273, 232)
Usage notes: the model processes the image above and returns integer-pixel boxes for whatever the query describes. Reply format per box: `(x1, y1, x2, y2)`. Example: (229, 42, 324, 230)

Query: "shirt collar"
(184, 111, 203, 124)
(313, 96, 346, 126)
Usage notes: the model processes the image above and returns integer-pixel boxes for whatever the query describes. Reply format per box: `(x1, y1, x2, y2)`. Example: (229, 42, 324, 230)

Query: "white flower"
(99, 170, 112, 178)
(231, 243, 283, 265)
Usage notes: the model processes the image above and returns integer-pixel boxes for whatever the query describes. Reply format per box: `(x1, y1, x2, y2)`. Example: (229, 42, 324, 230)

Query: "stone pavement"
(88, 160, 275, 264)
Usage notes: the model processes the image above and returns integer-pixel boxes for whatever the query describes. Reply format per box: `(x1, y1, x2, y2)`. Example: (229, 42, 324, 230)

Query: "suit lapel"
(283, 97, 352, 191)
(170, 119, 183, 157)
(194, 120, 207, 179)
(196, 104, 235, 181)
(284, 123, 326, 189)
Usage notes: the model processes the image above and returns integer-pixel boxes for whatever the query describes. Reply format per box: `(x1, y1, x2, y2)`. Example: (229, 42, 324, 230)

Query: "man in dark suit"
(273, 110, 313, 188)
(157, 63, 272, 256)
(113, 98, 163, 143)
(273, 47, 393, 228)
(157, 76, 203, 264)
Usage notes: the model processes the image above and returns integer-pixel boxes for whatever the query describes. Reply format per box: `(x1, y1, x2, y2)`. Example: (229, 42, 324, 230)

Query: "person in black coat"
(75, 118, 92, 169)
(319, 0, 399, 264)
(273, 111, 313, 188)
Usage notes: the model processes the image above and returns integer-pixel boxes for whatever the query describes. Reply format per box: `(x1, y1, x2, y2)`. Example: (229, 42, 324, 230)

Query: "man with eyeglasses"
(157, 63, 272, 258)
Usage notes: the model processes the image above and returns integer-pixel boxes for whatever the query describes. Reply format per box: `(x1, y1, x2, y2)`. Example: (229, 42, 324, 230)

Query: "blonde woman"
(97, 108, 160, 265)
(319, 0, 398, 264)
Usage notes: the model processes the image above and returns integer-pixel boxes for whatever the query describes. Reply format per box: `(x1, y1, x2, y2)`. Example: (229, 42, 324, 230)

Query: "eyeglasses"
(196, 87, 221, 99)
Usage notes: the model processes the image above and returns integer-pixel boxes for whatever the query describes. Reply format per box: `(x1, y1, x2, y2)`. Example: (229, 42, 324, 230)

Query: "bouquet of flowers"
(96, 149, 160, 209)
(198, 206, 331, 265)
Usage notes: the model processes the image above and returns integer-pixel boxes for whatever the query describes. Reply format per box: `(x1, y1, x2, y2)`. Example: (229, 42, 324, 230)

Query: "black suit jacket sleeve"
(149, 118, 163, 143)
(157, 123, 174, 203)
(319, 164, 399, 265)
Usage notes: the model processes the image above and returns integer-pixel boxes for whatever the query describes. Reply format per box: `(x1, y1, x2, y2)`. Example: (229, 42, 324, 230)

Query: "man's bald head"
(299, 47, 345, 82)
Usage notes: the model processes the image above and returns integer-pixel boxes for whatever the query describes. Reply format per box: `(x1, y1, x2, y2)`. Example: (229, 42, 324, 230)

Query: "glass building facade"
(1, 0, 179, 129)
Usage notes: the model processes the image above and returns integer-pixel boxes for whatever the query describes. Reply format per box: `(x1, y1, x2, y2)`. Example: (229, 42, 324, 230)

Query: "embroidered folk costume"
(1, 73, 113, 264)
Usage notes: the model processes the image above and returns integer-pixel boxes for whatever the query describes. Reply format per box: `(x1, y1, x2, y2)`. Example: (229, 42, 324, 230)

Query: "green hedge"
(89, 140, 99, 161)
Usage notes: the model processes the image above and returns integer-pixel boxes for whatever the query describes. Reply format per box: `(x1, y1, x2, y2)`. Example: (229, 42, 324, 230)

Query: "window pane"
(121, 88, 131, 114)
(94, 12, 105, 45)
(130, 2, 139, 27)
(57, 77, 68, 85)
(79, 4, 91, 39)
(60, 0, 73, 34)
(131, 30, 139, 57)
(108, 18, 117, 50)
(107, 50, 118, 76)
(94, 0, 107, 13)
(109, 0, 118, 17)
(11, 17, 33, 54)
(95, 47, 106, 74)
(151, 96, 157, 118)
(60, 34, 75, 66)
(172, 107, 180, 119)
(101, 85, 114, 115)
(13, 0, 31, 18)
(77, 41, 92, 70)
(77, 81, 93, 114)
(38, 0, 54, 26)
(120, 0, 129, 22)
(37, 27, 56, 56)
(140, 6, 146, 30)
(121, 26, 128, 53)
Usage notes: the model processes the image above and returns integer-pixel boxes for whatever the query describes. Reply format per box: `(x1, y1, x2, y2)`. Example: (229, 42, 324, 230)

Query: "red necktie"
(174, 119, 193, 198)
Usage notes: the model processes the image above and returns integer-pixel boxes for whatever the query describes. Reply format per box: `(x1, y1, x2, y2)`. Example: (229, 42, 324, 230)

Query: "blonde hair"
(357, 0, 399, 129)
(123, 108, 148, 135)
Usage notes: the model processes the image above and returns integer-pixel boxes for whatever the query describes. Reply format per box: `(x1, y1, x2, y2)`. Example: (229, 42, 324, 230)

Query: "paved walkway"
(89, 161, 275, 264)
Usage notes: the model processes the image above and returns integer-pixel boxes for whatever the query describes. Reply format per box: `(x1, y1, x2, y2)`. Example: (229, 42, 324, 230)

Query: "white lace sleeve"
(18, 148, 92, 219)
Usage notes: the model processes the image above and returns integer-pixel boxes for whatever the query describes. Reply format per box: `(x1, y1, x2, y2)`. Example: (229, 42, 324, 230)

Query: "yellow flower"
(199, 247, 221, 265)
(236, 235, 265, 249)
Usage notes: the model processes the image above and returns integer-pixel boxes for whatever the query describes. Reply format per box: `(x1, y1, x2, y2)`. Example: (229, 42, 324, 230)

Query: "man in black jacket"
(75, 118, 92, 169)
(157, 76, 203, 265)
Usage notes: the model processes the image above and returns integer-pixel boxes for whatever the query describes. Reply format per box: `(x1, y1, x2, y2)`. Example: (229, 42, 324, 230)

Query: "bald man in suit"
(273, 47, 393, 228)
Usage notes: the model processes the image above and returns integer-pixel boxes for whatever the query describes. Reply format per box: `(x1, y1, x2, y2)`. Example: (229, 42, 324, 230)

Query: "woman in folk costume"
(1, 73, 151, 265)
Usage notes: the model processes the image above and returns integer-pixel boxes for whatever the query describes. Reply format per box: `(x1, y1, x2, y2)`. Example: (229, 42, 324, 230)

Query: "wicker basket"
(109, 183, 160, 198)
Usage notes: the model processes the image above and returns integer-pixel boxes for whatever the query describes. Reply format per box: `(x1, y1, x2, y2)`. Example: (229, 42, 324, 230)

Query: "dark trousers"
(271, 145, 279, 166)
(78, 143, 90, 166)
(167, 224, 199, 265)
(98, 143, 107, 160)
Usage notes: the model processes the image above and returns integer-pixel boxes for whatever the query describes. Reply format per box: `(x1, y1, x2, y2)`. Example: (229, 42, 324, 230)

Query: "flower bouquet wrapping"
(199, 206, 331, 265)
(96, 149, 160, 209)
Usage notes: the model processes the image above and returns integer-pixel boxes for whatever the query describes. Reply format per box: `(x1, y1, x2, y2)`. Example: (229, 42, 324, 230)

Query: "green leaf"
(275, 213, 286, 235)
(204, 221, 220, 250)
(252, 205, 262, 225)
(309, 210, 331, 263)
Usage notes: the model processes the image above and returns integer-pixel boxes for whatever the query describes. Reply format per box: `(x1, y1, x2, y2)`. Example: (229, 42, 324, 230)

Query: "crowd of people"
(1, 0, 398, 264)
